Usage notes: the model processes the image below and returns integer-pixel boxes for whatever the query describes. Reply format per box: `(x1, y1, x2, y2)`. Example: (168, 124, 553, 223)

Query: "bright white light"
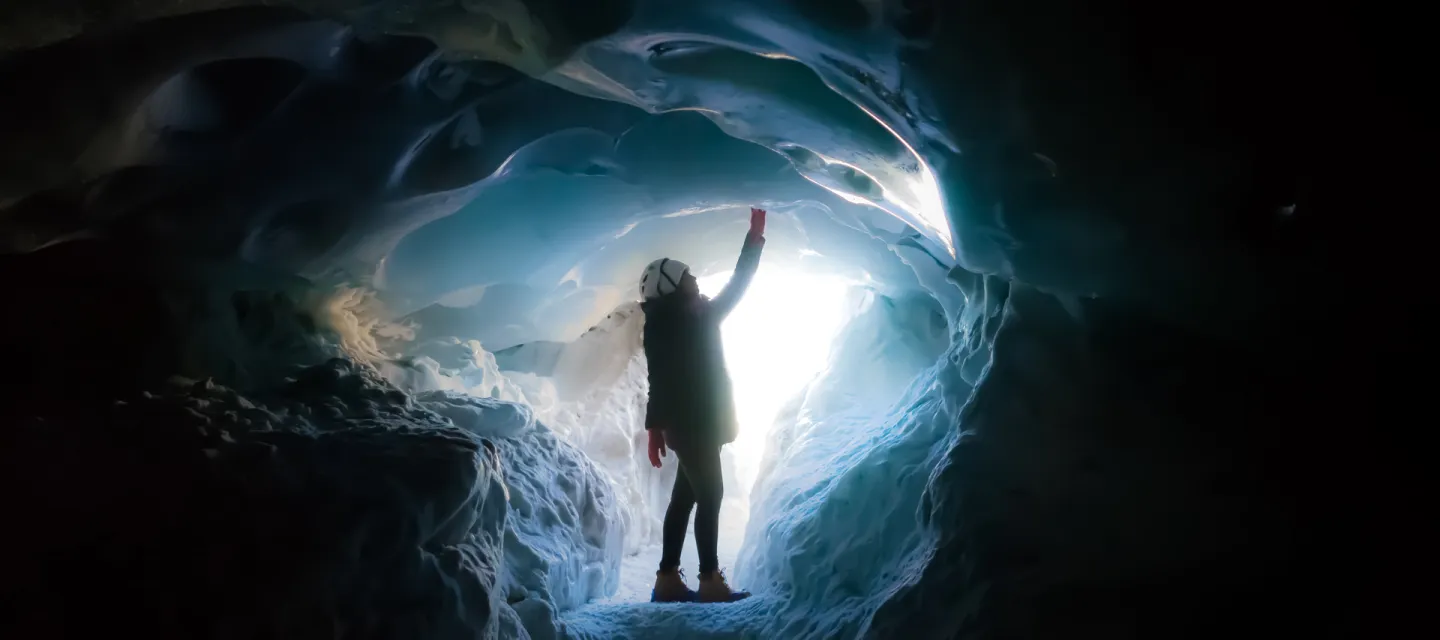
(697, 268, 854, 498)
(890, 158, 954, 259)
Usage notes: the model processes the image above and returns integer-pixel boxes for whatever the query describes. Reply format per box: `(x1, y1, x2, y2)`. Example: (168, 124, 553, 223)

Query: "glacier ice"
(738, 291, 952, 599)
(375, 325, 641, 639)
(432, 389, 624, 634)
(3, 359, 512, 638)
(0, 0, 1392, 638)
(495, 303, 672, 555)
(2, 275, 639, 640)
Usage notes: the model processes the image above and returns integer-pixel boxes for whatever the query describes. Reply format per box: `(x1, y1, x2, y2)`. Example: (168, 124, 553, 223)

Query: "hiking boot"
(697, 570, 751, 603)
(650, 568, 696, 603)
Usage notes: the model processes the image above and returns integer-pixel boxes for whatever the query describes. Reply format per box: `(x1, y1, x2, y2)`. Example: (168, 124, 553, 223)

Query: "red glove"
(647, 429, 667, 469)
(749, 207, 766, 242)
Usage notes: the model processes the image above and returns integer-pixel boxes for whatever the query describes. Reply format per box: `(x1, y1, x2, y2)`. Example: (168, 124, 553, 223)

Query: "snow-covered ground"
(596, 499, 750, 605)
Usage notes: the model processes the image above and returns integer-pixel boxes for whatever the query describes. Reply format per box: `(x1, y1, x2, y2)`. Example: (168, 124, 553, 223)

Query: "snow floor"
(595, 498, 750, 604)
(562, 595, 772, 640)
(564, 499, 756, 638)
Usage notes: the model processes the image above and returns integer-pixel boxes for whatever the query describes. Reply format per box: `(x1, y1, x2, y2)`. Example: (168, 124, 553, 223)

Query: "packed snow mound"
(417, 388, 625, 638)
(356, 327, 634, 638)
(351, 313, 635, 638)
(420, 389, 537, 439)
(738, 292, 951, 636)
(3, 354, 628, 640)
(3, 358, 510, 639)
(496, 302, 697, 555)
(486, 411, 624, 637)
(388, 336, 532, 403)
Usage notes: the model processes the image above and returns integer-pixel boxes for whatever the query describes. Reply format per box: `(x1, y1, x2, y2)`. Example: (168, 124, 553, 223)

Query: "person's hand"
(647, 429, 667, 468)
(749, 207, 766, 239)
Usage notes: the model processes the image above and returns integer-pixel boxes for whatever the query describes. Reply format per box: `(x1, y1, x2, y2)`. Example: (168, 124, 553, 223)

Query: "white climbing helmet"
(639, 257, 690, 300)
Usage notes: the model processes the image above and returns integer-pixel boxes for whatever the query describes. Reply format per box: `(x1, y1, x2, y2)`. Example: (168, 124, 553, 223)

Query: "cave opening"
(696, 268, 854, 496)
(481, 221, 947, 610)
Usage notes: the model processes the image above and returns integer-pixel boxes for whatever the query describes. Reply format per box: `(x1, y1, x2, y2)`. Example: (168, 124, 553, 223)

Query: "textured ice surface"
(739, 291, 951, 604)
(1, 2, 1382, 639)
(392, 336, 533, 403)
(371, 335, 630, 638)
(4, 358, 513, 638)
(432, 389, 624, 637)
(0, 1, 954, 346)
(1, 267, 637, 640)
(149, 286, 633, 640)
(497, 303, 668, 552)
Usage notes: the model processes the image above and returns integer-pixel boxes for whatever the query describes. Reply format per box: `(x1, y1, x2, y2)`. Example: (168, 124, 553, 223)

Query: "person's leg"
(683, 446, 725, 576)
(653, 461, 699, 602)
(658, 460, 696, 573)
(682, 446, 749, 602)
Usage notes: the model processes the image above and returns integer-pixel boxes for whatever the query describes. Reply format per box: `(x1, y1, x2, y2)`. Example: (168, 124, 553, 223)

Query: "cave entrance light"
(696, 267, 853, 501)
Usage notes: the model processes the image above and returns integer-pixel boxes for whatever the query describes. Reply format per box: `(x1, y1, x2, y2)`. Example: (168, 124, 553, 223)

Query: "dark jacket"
(642, 234, 764, 452)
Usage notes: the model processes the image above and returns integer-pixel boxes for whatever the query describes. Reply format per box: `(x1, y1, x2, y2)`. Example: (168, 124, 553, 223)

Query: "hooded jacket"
(641, 234, 764, 452)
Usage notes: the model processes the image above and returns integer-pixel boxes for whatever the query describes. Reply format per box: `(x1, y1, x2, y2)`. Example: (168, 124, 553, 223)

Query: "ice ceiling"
(0, 0, 1406, 639)
(0, 0, 970, 350)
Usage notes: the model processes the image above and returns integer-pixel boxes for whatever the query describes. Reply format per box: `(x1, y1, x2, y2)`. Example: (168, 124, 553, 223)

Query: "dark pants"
(659, 445, 724, 575)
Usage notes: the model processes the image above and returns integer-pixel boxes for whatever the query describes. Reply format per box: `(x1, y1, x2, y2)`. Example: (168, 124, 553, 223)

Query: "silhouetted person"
(638, 207, 766, 603)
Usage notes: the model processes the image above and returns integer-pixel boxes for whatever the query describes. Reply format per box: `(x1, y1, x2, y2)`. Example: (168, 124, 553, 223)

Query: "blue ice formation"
(7, 349, 626, 640)
(3, 359, 512, 638)
(0, 0, 1383, 639)
(736, 291, 953, 636)
(422, 390, 624, 639)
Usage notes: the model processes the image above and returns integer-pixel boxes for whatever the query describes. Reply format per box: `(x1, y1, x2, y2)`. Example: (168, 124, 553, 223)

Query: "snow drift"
(495, 304, 668, 554)
(736, 291, 951, 634)
(3, 276, 632, 640)
(4, 359, 512, 638)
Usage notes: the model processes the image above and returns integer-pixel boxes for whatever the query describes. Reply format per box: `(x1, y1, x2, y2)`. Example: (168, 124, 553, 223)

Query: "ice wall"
(0, 264, 632, 640)
(2, 359, 514, 639)
(734, 291, 951, 637)
(495, 304, 659, 551)
(357, 309, 639, 639)
(422, 389, 624, 638)
(861, 279, 1349, 639)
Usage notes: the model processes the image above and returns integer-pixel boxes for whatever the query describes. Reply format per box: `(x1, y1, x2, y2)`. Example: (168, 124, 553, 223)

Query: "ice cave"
(0, 0, 1411, 638)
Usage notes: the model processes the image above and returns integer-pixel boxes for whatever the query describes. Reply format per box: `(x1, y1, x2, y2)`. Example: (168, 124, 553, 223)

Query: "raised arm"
(709, 208, 767, 320)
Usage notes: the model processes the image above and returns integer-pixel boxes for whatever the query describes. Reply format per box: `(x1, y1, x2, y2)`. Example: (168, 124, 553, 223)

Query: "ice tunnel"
(0, 1, 1413, 639)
